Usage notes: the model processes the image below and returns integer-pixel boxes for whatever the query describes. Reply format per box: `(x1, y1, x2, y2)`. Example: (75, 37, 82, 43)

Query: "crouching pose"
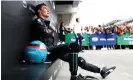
(31, 3, 116, 80)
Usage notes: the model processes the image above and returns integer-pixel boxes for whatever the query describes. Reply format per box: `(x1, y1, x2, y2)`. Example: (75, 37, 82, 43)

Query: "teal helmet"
(25, 40, 48, 63)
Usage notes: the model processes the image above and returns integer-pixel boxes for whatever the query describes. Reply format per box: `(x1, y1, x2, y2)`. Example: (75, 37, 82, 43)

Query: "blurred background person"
(65, 28, 72, 34)
(130, 26, 133, 35)
(73, 18, 84, 51)
(97, 25, 102, 34)
(86, 26, 93, 35)
(116, 25, 122, 36)
(101, 26, 105, 34)
(59, 22, 65, 44)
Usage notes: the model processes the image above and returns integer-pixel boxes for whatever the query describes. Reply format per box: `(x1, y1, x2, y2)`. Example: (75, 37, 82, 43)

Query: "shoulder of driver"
(36, 18, 51, 26)
(32, 18, 43, 25)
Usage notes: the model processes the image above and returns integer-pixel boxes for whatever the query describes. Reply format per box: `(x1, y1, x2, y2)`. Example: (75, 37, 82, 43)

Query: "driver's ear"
(38, 9, 41, 14)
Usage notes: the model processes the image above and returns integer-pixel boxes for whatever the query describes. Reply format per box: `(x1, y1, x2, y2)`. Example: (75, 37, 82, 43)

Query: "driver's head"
(76, 18, 80, 23)
(35, 3, 49, 19)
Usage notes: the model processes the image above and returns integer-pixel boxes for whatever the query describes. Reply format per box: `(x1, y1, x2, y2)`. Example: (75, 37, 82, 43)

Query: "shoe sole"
(102, 66, 116, 79)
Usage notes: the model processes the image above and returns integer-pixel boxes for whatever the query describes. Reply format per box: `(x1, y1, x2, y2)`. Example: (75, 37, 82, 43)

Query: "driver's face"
(38, 5, 49, 18)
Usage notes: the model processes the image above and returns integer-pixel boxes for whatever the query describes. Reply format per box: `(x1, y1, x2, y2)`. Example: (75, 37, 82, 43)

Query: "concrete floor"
(55, 50, 133, 80)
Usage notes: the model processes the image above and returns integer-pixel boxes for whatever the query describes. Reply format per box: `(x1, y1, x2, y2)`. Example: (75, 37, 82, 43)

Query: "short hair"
(98, 25, 101, 27)
(60, 22, 64, 27)
(35, 3, 46, 15)
(76, 18, 79, 22)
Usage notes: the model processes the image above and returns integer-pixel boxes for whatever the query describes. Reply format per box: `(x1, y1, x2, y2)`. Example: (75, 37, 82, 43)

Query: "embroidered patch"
(37, 19, 41, 23)
(37, 19, 43, 25)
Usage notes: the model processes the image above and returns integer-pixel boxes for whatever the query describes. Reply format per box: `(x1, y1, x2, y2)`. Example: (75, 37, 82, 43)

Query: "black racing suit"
(31, 17, 101, 76)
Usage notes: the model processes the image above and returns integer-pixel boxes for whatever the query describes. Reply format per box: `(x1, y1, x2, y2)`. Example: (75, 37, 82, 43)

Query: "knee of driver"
(78, 57, 86, 66)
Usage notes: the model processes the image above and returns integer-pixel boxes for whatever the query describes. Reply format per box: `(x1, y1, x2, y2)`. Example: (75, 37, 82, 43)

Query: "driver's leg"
(61, 55, 100, 73)
(78, 57, 100, 73)
(47, 43, 80, 60)
(47, 44, 100, 73)
(61, 55, 116, 79)
(47, 44, 72, 60)
(47, 44, 116, 79)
